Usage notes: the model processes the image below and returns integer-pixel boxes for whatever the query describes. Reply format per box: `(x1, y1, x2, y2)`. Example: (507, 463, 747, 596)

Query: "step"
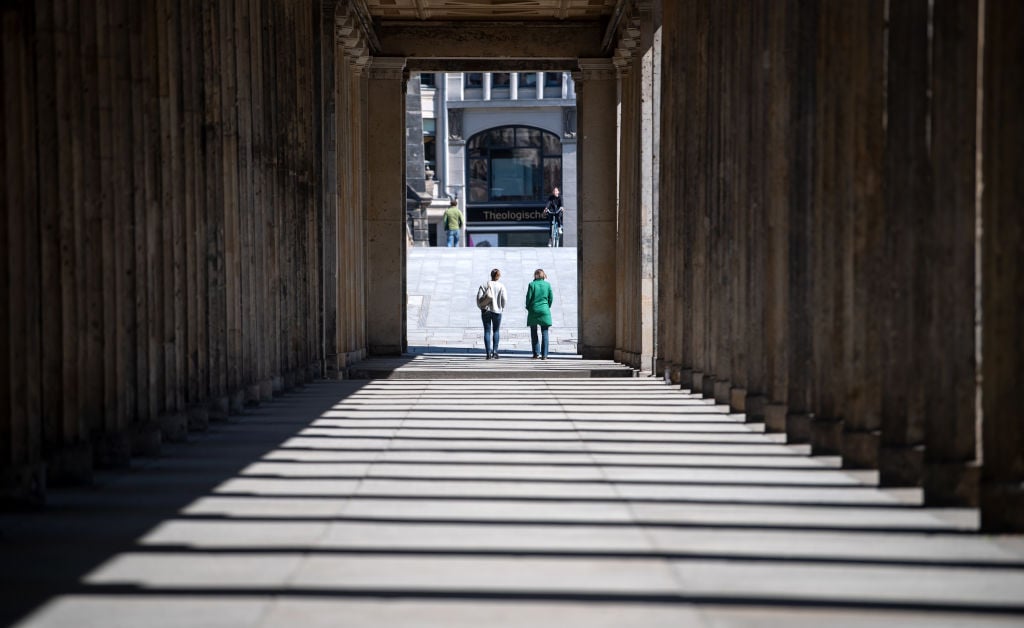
(347, 353, 636, 379)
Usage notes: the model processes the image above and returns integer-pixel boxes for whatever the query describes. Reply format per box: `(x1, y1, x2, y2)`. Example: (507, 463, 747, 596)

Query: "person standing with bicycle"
(543, 187, 564, 247)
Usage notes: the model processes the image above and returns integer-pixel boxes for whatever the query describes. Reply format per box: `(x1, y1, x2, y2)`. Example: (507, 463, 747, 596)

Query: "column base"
(840, 429, 880, 469)
(0, 462, 46, 507)
(764, 403, 787, 433)
(93, 430, 133, 469)
(701, 374, 715, 399)
(245, 384, 262, 407)
(209, 396, 230, 421)
(581, 345, 614, 360)
(980, 482, 1024, 533)
(669, 365, 682, 386)
(713, 379, 730, 405)
(47, 442, 94, 487)
(729, 387, 746, 413)
(678, 368, 693, 391)
(689, 370, 703, 394)
(259, 378, 273, 401)
(188, 405, 209, 431)
(745, 394, 766, 423)
(131, 421, 162, 457)
(810, 416, 843, 456)
(229, 390, 246, 415)
(879, 444, 924, 487)
(159, 411, 189, 443)
(924, 461, 980, 507)
(787, 412, 813, 444)
(323, 354, 341, 379)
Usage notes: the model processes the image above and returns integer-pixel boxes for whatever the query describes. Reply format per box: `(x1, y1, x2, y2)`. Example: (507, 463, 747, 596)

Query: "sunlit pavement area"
(407, 247, 578, 355)
(3, 373, 1024, 627)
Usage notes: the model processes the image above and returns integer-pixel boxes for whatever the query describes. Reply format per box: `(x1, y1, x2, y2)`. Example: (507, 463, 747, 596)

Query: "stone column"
(510, 72, 518, 100)
(318, 0, 339, 379)
(761, 0, 792, 431)
(638, 4, 657, 373)
(536, 72, 545, 99)
(772, 1, 818, 443)
(839, 1, 886, 469)
(879, 0, 929, 487)
(680, 0, 710, 395)
(483, 71, 491, 100)
(742, 1, 768, 422)
(365, 57, 407, 355)
(922, 0, 979, 506)
(979, 0, 1024, 532)
(575, 59, 617, 359)
(655, 2, 678, 380)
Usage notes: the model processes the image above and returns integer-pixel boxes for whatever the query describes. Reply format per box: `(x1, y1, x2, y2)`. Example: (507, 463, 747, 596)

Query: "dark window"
(544, 72, 563, 88)
(465, 73, 483, 88)
(518, 73, 537, 88)
(466, 126, 562, 204)
(491, 73, 510, 88)
(420, 73, 436, 88)
(423, 119, 436, 170)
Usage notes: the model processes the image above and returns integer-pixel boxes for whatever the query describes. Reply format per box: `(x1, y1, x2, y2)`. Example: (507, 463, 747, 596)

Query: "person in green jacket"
(525, 268, 554, 359)
(442, 198, 464, 247)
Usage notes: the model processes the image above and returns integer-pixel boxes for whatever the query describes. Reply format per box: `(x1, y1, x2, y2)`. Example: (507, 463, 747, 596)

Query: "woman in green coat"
(525, 268, 554, 359)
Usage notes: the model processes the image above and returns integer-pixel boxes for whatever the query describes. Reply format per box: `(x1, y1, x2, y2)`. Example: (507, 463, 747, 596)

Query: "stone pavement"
(407, 247, 578, 355)
(3, 372, 1023, 627)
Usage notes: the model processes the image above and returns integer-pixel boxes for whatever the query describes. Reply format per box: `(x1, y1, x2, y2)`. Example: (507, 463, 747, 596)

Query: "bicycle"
(549, 219, 562, 247)
(545, 207, 564, 247)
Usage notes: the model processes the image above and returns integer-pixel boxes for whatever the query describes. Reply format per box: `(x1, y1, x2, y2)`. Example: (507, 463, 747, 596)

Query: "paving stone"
(259, 599, 704, 628)
(4, 378, 1022, 627)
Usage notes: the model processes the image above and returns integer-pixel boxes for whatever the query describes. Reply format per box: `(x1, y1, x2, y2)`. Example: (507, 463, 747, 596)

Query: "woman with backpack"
(478, 268, 507, 359)
(525, 268, 554, 359)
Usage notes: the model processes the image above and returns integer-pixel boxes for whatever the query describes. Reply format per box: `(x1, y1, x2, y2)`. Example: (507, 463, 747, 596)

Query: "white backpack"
(476, 282, 494, 310)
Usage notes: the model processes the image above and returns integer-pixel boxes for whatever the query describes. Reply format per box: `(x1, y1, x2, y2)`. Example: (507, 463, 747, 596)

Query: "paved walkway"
(3, 371, 1023, 627)
(407, 247, 578, 355)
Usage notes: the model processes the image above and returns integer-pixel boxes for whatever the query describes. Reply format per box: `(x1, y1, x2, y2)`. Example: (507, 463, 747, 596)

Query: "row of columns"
(0, 0, 375, 503)
(612, 2, 658, 372)
(646, 0, 1022, 531)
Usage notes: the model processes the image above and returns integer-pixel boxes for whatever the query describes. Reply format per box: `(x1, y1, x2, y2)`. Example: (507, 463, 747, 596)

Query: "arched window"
(466, 126, 562, 204)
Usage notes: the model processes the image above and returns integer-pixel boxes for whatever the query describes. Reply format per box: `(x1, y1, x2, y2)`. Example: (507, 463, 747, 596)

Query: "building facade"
(419, 71, 578, 247)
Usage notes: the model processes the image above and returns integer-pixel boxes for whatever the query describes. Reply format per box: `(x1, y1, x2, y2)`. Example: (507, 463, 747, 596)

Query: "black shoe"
(486, 353, 492, 360)
(532, 354, 540, 359)
(492, 353, 499, 359)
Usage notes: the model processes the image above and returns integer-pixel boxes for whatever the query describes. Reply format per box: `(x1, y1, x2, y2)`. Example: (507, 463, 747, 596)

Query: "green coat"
(525, 279, 553, 327)
(442, 206, 463, 231)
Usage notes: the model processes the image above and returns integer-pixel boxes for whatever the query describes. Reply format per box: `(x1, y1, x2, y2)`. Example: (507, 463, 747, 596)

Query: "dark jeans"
(482, 310, 502, 355)
(530, 325, 550, 358)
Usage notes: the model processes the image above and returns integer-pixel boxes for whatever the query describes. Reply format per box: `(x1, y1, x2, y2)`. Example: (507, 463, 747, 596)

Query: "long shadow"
(5, 378, 1023, 625)
(55, 585, 1024, 617)
(0, 380, 368, 627)
(113, 542, 1024, 571)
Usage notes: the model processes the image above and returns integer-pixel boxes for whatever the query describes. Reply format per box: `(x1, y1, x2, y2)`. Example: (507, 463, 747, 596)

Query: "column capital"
(367, 57, 407, 81)
(576, 58, 616, 82)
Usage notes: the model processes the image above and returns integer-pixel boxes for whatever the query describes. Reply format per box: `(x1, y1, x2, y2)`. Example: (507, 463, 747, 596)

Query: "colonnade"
(3, 0, 1021, 532)
(1, 0, 374, 500)
(610, 0, 1022, 531)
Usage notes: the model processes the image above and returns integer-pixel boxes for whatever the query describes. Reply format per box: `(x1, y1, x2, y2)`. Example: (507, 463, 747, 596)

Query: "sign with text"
(467, 206, 546, 222)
